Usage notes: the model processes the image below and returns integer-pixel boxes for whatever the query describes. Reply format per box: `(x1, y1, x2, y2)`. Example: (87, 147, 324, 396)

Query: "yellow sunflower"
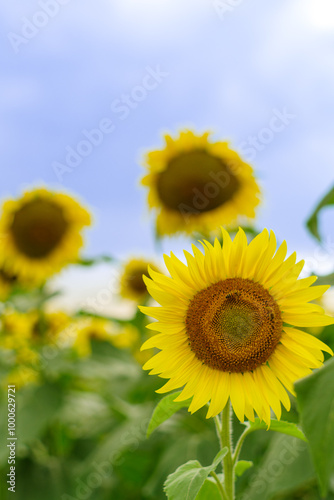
(0, 268, 18, 301)
(4, 366, 40, 390)
(72, 317, 114, 357)
(0, 310, 38, 350)
(140, 228, 334, 425)
(109, 323, 154, 365)
(0, 188, 91, 284)
(110, 324, 140, 349)
(120, 258, 160, 302)
(32, 311, 71, 345)
(141, 130, 261, 236)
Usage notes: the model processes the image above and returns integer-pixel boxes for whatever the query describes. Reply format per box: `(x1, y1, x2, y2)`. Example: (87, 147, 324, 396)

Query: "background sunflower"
(141, 130, 261, 236)
(0, 188, 91, 285)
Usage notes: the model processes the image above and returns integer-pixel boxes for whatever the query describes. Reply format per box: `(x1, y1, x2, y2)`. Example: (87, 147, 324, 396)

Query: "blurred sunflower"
(0, 310, 38, 350)
(110, 324, 140, 349)
(32, 311, 71, 345)
(0, 188, 91, 284)
(4, 366, 40, 390)
(120, 258, 160, 302)
(141, 130, 260, 236)
(140, 228, 334, 425)
(0, 268, 18, 301)
(72, 317, 114, 357)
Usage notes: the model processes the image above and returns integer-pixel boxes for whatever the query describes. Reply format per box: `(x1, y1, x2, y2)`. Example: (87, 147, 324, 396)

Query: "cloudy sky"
(1, 0, 334, 307)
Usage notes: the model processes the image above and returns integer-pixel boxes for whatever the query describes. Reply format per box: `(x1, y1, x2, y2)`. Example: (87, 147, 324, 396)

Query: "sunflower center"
(0, 269, 17, 285)
(128, 268, 149, 294)
(156, 150, 240, 214)
(10, 199, 69, 259)
(88, 330, 102, 340)
(185, 278, 282, 372)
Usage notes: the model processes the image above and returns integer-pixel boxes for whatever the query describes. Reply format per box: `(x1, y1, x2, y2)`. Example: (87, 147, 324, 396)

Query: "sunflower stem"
(221, 401, 235, 500)
(210, 471, 228, 500)
(214, 414, 223, 448)
(232, 423, 254, 466)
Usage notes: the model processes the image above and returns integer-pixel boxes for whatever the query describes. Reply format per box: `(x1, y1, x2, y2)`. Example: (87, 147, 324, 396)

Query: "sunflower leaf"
(243, 434, 314, 500)
(313, 272, 334, 287)
(295, 357, 334, 497)
(76, 255, 114, 266)
(246, 418, 307, 441)
(195, 478, 222, 500)
(147, 391, 191, 437)
(235, 460, 253, 477)
(306, 184, 334, 241)
(164, 448, 227, 500)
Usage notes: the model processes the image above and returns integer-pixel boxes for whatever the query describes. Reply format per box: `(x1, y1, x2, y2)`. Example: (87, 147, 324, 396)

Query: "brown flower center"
(185, 278, 282, 372)
(10, 199, 68, 259)
(156, 150, 240, 214)
(0, 269, 17, 285)
(128, 268, 149, 294)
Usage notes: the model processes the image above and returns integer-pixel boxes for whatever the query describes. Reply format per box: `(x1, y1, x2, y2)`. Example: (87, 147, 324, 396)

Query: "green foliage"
(147, 391, 191, 437)
(314, 272, 334, 287)
(196, 478, 222, 499)
(243, 434, 315, 500)
(164, 448, 227, 500)
(306, 184, 334, 241)
(295, 357, 334, 497)
(76, 255, 114, 266)
(247, 418, 307, 441)
(235, 460, 253, 477)
(16, 383, 63, 443)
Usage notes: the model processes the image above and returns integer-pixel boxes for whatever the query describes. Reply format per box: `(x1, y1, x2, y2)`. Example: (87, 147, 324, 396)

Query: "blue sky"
(1, 0, 334, 295)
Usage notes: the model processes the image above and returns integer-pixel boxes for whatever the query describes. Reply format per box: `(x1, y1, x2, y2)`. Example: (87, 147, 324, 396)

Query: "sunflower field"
(2, 2, 334, 500)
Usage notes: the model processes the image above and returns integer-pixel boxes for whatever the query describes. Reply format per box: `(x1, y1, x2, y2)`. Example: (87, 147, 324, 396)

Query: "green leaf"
(247, 418, 307, 441)
(295, 357, 334, 496)
(196, 478, 222, 500)
(313, 272, 334, 287)
(76, 255, 114, 266)
(147, 391, 191, 437)
(235, 460, 253, 477)
(244, 434, 314, 500)
(16, 383, 63, 443)
(306, 184, 334, 241)
(164, 448, 228, 500)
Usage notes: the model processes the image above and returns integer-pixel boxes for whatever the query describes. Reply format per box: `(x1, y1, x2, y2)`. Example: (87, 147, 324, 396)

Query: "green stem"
(214, 414, 223, 448)
(232, 424, 254, 466)
(221, 401, 234, 500)
(211, 471, 228, 500)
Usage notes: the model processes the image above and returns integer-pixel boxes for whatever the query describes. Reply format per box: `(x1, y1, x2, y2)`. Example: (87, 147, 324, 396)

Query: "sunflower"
(140, 228, 334, 425)
(120, 258, 160, 302)
(0, 310, 70, 351)
(4, 366, 40, 390)
(0, 268, 18, 301)
(0, 310, 38, 350)
(110, 324, 140, 349)
(141, 130, 261, 236)
(0, 188, 91, 284)
(32, 311, 71, 345)
(72, 317, 114, 357)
